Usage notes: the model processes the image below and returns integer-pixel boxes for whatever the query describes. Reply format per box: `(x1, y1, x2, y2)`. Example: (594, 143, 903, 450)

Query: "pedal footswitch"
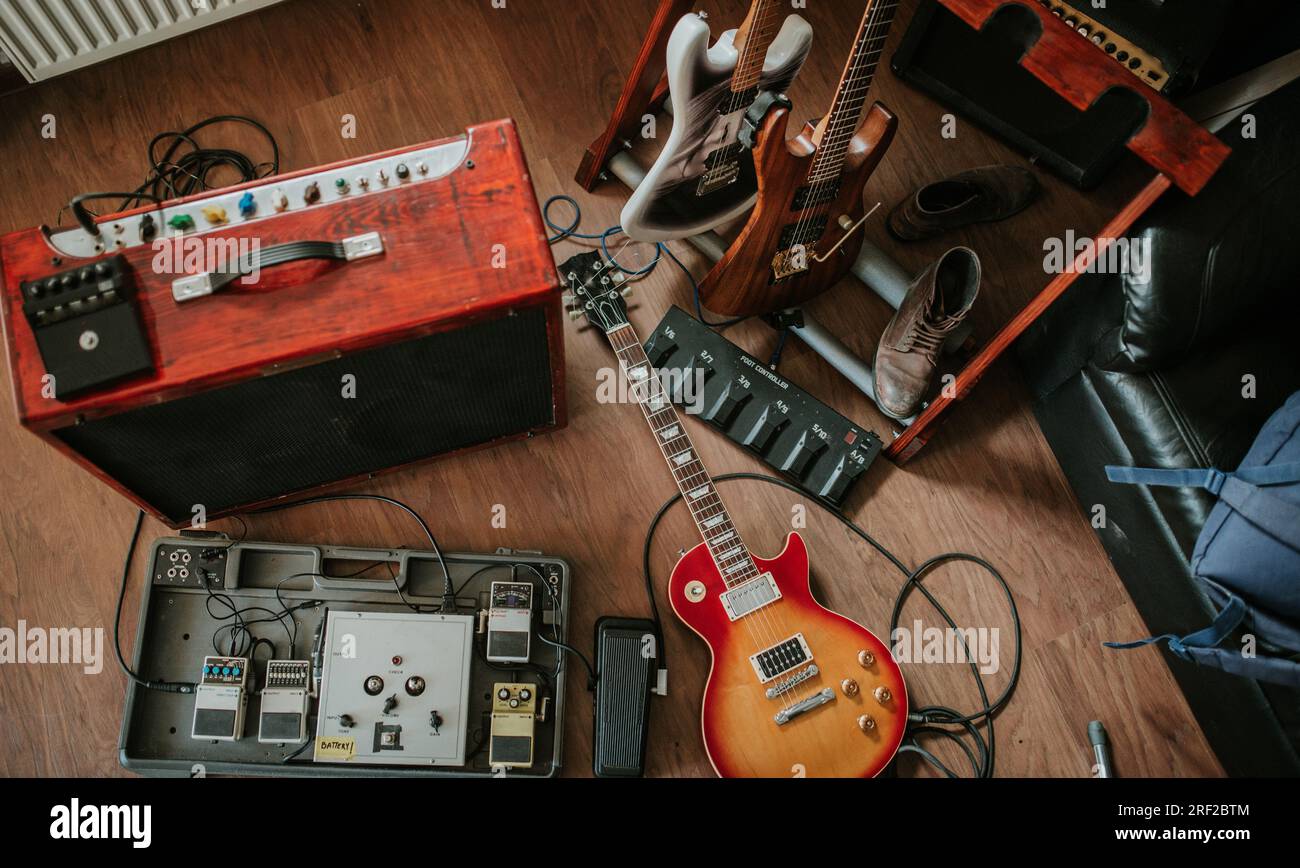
(258, 660, 311, 744)
(486, 581, 533, 663)
(489, 682, 537, 769)
(192, 656, 249, 741)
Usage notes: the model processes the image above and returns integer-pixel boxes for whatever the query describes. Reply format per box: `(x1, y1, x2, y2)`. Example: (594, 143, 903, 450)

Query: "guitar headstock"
(559, 251, 632, 333)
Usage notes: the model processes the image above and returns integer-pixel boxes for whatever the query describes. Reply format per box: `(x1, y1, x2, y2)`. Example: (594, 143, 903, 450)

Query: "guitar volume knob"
(874, 686, 892, 704)
(857, 650, 875, 667)
(857, 714, 876, 732)
(840, 678, 859, 697)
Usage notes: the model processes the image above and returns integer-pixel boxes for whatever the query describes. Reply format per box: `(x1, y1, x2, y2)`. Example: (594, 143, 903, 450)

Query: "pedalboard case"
(0, 118, 565, 527)
(118, 537, 569, 778)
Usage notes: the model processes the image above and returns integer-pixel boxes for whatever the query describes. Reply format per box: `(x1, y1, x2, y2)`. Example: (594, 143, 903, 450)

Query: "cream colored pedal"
(489, 682, 537, 769)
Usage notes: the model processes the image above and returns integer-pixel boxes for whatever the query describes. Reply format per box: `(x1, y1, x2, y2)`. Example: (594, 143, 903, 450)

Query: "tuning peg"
(567, 308, 585, 321)
(561, 292, 576, 307)
(620, 286, 633, 298)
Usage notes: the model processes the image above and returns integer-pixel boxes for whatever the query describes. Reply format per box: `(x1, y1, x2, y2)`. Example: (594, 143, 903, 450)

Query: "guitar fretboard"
(731, 0, 783, 93)
(806, 0, 899, 185)
(607, 324, 760, 587)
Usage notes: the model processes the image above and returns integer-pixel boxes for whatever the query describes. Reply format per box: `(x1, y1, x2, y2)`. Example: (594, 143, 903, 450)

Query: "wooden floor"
(0, 0, 1222, 777)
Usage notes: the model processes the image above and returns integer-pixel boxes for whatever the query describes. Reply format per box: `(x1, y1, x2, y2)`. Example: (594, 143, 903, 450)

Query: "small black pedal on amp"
(592, 616, 657, 778)
(645, 306, 881, 506)
(19, 255, 153, 399)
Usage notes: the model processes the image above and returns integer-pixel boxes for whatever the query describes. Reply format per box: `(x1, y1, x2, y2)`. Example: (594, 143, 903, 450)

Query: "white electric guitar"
(620, 0, 812, 242)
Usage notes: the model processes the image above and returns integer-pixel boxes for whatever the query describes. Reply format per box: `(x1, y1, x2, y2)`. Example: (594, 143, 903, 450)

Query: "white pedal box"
(192, 656, 249, 741)
(489, 682, 537, 769)
(258, 660, 311, 744)
(486, 581, 533, 663)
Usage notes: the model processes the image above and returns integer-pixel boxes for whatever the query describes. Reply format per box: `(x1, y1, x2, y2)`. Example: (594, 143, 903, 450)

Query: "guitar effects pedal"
(257, 660, 311, 744)
(191, 656, 249, 741)
(489, 682, 537, 769)
(486, 580, 533, 663)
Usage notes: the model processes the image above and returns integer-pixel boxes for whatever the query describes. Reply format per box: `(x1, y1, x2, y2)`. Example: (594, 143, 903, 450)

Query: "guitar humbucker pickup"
(749, 633, 813, 684)
(721, 572, 781, 621)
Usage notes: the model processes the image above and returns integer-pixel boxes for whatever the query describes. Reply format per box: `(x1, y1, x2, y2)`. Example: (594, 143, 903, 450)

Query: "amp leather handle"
(171, 231, 384, 303)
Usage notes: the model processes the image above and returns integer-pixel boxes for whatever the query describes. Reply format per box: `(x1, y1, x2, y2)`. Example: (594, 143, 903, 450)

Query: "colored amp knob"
(238, 192, 257, 218)
(167, 214, 195, 232)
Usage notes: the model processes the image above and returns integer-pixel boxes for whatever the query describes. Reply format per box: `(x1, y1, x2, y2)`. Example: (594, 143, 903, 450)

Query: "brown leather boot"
(887, 165, 1039, 241)
(873, 248, 980, 420)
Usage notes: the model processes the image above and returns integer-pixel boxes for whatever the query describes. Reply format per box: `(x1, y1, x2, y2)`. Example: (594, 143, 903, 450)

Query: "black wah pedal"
(592, 616, 657, 778)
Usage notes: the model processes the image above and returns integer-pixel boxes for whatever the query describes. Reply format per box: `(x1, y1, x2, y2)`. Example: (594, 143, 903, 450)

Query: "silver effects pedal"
(191, 656, 249, 741)
(258, 660, 311, 744)
(486, 580, 533, 663)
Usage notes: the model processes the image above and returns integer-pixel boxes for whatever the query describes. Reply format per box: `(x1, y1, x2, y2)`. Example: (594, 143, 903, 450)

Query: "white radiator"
(0, 0, 286, 82)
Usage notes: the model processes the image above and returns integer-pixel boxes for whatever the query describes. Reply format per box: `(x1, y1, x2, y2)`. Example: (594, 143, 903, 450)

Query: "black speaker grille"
(56, 309, 556, 524)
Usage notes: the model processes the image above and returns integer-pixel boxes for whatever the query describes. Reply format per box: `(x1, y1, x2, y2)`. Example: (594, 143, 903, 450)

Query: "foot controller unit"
(645, 306, 881, 506)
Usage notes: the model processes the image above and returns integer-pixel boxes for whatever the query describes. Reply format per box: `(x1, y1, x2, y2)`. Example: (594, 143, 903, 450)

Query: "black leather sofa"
(1017, 79, 1300, 775)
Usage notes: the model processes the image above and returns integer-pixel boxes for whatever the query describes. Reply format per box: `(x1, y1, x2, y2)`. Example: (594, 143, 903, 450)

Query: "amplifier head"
(0, 119, 565, 525)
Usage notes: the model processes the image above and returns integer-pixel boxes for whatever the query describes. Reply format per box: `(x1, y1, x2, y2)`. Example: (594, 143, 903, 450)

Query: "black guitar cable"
(113, 511, 195, 694)
(542, 193, 747, 329)
(60, 115, 280, 232)
(641, 472, 1021, 778)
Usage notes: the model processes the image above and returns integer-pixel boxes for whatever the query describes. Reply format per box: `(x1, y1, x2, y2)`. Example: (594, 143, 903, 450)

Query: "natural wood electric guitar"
(562, 251, 907, 777)
(620, 0, 812, 242)
(698, 0, 900, 317)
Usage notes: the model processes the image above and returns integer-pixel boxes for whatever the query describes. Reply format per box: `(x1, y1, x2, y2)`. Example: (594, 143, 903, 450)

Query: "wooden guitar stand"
(577, 0, 1231, 464)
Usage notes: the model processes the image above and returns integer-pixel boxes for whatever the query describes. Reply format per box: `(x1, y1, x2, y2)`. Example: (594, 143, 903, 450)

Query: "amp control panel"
(645, 306, 881, 506)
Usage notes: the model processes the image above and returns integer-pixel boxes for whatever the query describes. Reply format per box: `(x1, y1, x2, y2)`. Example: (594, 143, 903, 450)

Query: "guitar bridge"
(765, 663, 819, 699)
(696, 161, 740, 195)
(774, 687, 836, 725)
(771, 247, 810, 281)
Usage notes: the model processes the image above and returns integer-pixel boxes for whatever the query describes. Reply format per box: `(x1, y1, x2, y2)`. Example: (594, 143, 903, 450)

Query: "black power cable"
(641, 472, 1021, 778)
(61, 115, 280, 233)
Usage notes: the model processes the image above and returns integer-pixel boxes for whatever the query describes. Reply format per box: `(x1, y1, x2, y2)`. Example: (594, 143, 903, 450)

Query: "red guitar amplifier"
(0, 118, 564, 526)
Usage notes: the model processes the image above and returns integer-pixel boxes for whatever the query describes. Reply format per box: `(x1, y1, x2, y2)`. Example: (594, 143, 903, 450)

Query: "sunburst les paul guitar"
(562, 251, 907, 777)
(697, 0, 901, 317)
